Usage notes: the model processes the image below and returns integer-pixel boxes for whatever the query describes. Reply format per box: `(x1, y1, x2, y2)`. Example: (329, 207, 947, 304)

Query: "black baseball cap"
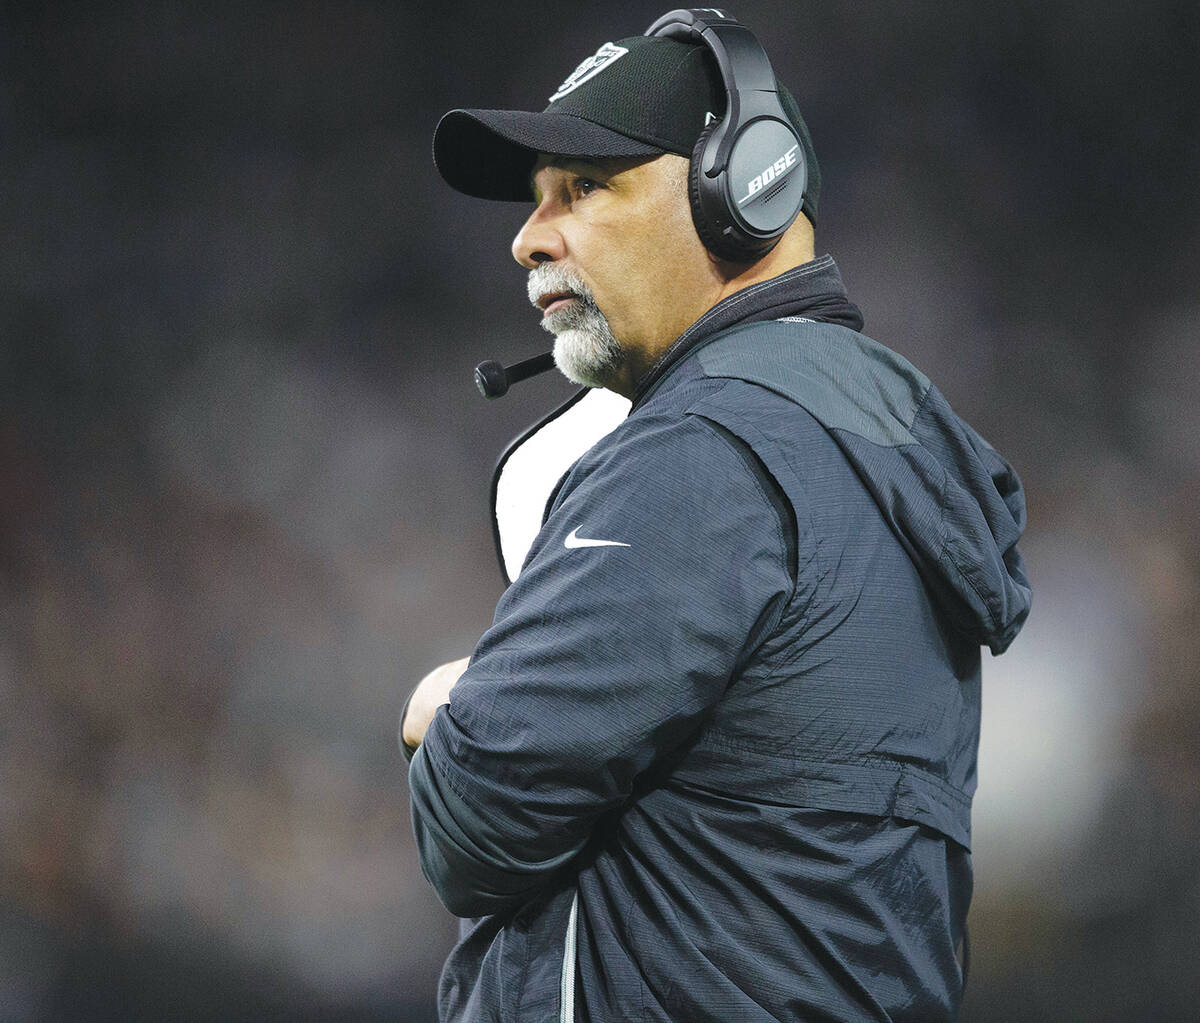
(433, 34, 820, 226)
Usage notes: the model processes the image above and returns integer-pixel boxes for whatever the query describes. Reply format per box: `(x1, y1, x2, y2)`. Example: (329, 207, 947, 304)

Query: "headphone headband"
(646, 10, 777, 92)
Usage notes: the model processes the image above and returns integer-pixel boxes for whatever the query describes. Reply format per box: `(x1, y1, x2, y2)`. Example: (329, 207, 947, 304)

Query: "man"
(403, 11, 1031, 1022)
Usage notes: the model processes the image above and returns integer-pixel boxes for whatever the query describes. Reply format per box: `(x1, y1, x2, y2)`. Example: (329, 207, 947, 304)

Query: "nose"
(511, 202, 566, 269)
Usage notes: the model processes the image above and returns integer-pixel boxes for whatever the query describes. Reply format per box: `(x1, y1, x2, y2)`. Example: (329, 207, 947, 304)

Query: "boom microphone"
(474, 351, 556, 399)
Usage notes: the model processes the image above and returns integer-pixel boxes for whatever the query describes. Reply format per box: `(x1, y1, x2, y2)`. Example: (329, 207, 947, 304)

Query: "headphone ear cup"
(690, 112, 807, 263)
(688, 119, 743, 262)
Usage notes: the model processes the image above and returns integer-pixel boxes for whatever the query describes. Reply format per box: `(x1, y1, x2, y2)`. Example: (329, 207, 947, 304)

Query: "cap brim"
(433, 108, 665, 201)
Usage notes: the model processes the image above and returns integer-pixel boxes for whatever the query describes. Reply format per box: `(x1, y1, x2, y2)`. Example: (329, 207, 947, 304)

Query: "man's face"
(513, 152, 720, 396)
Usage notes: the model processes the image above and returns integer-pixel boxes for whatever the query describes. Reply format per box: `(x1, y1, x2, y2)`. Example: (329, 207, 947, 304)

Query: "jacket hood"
(696, 319, 1032, 654)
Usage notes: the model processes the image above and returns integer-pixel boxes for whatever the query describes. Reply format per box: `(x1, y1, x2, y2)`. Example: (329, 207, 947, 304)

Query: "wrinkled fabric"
(409, 260, 1029, 1022)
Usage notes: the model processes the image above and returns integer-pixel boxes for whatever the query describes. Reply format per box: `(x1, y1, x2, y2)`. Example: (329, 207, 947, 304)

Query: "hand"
(402, 656, 471, 751)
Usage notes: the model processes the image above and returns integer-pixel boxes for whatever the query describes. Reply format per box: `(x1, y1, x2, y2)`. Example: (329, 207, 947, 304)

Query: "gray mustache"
(527, 265, 596, 309)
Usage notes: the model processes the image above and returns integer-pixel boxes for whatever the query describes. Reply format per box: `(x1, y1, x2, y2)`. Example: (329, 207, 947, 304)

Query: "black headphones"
(645, 8, 806, 263)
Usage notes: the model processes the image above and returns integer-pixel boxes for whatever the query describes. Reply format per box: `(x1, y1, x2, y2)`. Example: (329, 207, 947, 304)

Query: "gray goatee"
(527, 264, 624, 389)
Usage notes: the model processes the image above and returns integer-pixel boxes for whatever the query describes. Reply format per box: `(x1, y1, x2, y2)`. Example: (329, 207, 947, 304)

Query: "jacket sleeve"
(408, 410, 795, 917)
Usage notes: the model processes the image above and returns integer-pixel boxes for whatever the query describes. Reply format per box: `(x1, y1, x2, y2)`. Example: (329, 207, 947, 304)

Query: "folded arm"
(407, 411, 795, 917)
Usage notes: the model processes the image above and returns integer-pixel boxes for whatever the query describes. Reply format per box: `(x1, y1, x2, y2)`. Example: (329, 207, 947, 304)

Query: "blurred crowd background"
(3, 1, 1197, 1019)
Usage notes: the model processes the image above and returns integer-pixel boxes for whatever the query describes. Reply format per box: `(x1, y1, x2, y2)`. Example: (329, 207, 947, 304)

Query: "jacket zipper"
(558, 891, 579, 1023)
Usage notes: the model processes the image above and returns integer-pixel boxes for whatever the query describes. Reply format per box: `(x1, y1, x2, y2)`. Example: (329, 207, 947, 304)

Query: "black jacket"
(409, 256, 1031, 1021)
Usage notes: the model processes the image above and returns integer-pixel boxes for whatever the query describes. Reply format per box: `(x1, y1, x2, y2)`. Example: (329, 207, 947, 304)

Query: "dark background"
(3, 1, 1198, 1019)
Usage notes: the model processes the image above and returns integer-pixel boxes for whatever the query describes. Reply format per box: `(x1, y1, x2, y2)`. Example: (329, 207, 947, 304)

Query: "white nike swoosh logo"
(564, 526, 631, 549)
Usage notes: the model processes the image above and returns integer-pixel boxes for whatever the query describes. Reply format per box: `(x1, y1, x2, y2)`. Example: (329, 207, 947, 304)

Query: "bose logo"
(737, 145, 800, 206)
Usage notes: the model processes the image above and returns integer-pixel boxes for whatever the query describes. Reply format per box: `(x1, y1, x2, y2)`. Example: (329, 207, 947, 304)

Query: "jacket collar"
(631, 254, 863, 410)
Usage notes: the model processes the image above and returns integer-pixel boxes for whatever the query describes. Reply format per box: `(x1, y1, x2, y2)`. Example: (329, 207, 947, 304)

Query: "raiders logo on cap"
(549, 42, 629, 102)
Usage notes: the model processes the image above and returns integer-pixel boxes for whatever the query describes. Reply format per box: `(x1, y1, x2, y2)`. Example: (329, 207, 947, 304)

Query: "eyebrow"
(528, 156, 610, 200)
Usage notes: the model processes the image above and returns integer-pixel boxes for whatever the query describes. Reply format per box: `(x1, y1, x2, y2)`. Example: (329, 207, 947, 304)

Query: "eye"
(572, 176, 602, 200)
